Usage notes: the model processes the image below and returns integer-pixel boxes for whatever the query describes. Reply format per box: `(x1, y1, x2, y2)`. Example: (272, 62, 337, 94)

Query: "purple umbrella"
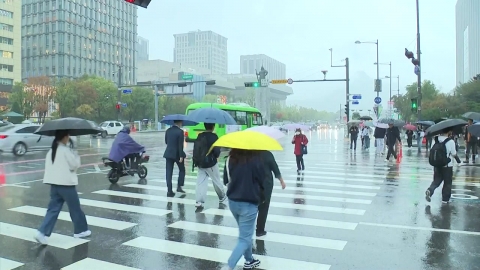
(246, 126, 286, 140)
(281, 123, 311, 131)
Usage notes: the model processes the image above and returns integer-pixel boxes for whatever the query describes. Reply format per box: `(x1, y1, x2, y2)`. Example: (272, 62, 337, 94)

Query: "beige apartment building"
(0, 0, 21, 110)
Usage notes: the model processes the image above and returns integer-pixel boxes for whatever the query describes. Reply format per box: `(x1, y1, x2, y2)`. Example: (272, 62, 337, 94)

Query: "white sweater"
(43, 143, 81, 186)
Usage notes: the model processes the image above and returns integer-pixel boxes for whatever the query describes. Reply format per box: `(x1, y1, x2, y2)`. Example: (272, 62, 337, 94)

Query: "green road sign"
(182, 74, 193, 80)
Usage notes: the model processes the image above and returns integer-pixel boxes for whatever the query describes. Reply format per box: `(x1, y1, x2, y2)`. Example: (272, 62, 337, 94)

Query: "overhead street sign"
(122, 89, 132, 94)
(271, 79, 288, 84)
(352, 101, 359, 105)
(374, 97, 382, 104)
(352, 94, 362, 100)
(182, 74, 193, 80)
(287, 78, 293, 84)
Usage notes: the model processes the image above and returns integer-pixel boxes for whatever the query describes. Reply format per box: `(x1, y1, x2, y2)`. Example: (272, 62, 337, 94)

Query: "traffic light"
(116, 104, 120, 111)
(244, 82, 260, 88)
(405, 48, 420, 75)
(411, 98, 418, 112)
(124, 0, 151, 8)
(344, 104, 349, 116)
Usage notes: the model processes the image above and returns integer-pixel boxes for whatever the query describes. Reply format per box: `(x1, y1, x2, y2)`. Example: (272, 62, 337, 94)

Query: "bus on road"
(184, 103, 263, 142)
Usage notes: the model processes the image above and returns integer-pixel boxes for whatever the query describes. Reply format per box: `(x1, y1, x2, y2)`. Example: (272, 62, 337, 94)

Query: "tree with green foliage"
(351, 112, 361, 120)
(271, 103, 337, 122)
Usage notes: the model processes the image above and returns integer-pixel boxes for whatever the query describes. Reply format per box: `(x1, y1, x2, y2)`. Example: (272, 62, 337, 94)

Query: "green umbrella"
(2, 111, 23, 117)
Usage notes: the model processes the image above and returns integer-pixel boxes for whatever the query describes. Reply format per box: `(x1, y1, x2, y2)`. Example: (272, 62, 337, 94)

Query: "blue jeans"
(227, 200, 258, 268)
(38, 185, 88, 236)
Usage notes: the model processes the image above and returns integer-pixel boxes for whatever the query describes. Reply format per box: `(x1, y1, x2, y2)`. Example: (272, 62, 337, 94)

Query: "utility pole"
(416, 0, 422, 122)
(339, 104, 342, 121)
(154, 82, 159, 130)
(376, 40, 379, 98)
(116, 65, 122, 121)
(346, 58, 350, 122)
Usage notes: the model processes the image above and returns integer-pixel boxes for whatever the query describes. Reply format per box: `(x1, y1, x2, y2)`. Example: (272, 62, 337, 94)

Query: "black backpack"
(193, 134, 211, 168)
(429, 137, 451, 167)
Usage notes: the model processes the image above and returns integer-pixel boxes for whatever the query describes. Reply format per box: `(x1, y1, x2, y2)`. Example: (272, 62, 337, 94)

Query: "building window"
(0, 9, 13, 18)
(0, 64, 13, 72)
(0, 37, 13, 45)
(0, 78, 13, 85)
(0, 23, 13, 32)
(0, 50, 13, 58)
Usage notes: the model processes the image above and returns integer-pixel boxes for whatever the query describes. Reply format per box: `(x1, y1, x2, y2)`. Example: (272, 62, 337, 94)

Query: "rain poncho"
(108, 127, 145, 162)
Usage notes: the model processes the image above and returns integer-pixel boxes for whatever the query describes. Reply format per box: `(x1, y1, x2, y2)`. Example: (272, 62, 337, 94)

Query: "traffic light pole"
(416, 0, 422, 152)
(330, 49, 350, 123)
(117, 65, 122, 121)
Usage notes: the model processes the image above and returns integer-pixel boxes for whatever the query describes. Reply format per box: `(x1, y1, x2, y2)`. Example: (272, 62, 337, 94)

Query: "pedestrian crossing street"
(0, 157, 436, 270)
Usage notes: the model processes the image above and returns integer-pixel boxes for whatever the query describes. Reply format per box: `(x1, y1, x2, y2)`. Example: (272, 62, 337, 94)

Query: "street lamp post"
(355, 39, 380, 97)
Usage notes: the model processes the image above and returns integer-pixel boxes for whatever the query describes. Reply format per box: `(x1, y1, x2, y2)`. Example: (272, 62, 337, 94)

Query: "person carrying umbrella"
(385, 122, 401, 162)
(34, 130, 90, 245)
(464, 119, 477, 164)
(349, 125, 359, 151)
(163, 119, 187, 197)
(425, 128, 460, 203)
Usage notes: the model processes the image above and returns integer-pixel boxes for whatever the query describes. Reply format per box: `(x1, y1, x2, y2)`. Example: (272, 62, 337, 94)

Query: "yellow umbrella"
(208, 130, 283, 154)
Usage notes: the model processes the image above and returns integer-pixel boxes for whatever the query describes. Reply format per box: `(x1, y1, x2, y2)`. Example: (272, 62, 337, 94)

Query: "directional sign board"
(374, 97, 382, 104)
(352, 94, 362, 100)
(287, 78, 293, 84)
(271, 79, 288, 84)
(352, 101, 359, 105)
(122, 89, 132, 94)
(122, 103, 127, 107)
(182, 74, 193, 80)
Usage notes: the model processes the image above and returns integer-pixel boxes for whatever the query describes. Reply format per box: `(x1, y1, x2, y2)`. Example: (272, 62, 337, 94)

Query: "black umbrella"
(462, 112, 480, 121)
(468, 124, 480, 137)
(359, 116, 373, 121)
(34, 117, 103, 136)
(434, 117, 448, 124)
(425, 119, 467, 137)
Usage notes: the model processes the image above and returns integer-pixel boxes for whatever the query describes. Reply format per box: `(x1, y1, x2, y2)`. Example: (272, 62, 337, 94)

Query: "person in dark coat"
(256, 151, 286, 237)
(385, 122, 401, 161)
(349, 125, 359, 150)
(163, 120, 186, 197)
(406, 129, 414, 148)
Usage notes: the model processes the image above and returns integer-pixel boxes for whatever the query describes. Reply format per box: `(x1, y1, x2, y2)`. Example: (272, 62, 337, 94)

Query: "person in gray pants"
(193, 123, 226, 208)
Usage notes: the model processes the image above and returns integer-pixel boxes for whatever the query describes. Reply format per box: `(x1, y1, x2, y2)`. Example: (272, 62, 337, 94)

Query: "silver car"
(0, 124, 77, 156)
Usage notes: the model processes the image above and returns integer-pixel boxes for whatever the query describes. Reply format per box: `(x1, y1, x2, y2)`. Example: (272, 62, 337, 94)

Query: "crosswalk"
(0, 154, 434, 270)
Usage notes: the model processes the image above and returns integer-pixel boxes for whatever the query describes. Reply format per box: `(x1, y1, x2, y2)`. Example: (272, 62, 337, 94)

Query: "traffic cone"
(0, 166, 5, 185)
(398, 144, 403, 157)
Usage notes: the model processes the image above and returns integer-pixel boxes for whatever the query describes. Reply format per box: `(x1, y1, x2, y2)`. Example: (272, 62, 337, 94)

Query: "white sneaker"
(195, 202, 203, 208)
(35, 231, 48, 245)
(74, 230, 91, 238)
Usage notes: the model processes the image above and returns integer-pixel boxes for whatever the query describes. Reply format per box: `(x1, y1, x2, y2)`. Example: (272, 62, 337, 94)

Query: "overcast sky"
(137, 0, 455, 112)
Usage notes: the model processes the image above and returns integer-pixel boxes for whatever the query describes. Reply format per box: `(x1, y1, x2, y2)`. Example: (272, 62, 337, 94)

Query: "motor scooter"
(102, 152, 149, 184)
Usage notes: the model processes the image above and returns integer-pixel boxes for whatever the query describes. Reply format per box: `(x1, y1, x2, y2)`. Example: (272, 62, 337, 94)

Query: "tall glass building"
(0, 0, 21, 110)
(455, 0, 480, 84)
(21, 0, 137, 85)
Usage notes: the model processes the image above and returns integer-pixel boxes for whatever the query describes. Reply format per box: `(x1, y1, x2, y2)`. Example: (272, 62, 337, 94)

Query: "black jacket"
(260, 151, 281, 185)
(374, 127, 386, 139)
(223, 156, 265, 205)
(349, 127, 359, 138)
(386, 127, 401, 145)
(163, 125, 186, 160)
(195, 132, 220, 168)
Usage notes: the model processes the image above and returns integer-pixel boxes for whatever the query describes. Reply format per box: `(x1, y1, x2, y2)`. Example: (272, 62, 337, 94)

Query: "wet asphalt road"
(1, 130, 480, 270)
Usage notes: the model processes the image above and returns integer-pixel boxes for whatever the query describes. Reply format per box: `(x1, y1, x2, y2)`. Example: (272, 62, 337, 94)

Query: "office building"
(136, 36, 149, 62)
(455, 0, 480, 84)
(173, 30, 228, 75)
(240, 54, 286, 81)
(21, 0, 137, 85)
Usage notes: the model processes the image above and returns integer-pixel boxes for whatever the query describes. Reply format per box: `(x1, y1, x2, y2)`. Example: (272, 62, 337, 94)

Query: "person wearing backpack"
(425, 128, 459, 203)
(193, 123, 226, 208)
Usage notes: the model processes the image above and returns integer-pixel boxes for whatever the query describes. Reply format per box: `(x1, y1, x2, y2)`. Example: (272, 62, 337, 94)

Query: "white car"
(98, 121, 124, 138)
(0, 124, 77, 156)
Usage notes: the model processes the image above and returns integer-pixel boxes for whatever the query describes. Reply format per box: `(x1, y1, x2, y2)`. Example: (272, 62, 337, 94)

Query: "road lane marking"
(8, 206, 137, 230)
(122, 237, 331, 270)
(0, 258, 24, 270)
(0, 222, 88, 249)
(202, 208, 358, 230)
(17, 165, 36, 169)
(94, 164, 101, 172)
(169, 221, 347, 250)
(359, 222, 480, 236)
(62, 258, 141, 270)
(123, 183, 366, 215)
(79, 199, 172, 217)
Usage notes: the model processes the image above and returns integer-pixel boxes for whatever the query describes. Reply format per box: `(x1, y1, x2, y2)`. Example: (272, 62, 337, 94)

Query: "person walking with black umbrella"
(464, 119, 477, 164)
(385, 122, 401, 162)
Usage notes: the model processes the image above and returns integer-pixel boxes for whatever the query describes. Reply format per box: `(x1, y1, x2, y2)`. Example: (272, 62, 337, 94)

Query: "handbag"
(301, 135, 308, 155)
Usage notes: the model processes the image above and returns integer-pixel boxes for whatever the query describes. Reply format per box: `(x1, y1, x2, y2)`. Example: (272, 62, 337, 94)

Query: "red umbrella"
(404, 124, 417, 131)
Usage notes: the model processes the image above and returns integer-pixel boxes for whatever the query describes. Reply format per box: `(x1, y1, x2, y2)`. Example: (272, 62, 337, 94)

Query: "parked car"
(98, 121, 124, 138)
(0, 124, 77, 156)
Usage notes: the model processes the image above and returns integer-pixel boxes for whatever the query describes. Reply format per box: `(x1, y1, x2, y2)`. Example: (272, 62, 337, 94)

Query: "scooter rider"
(108, 126, 145, 174)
